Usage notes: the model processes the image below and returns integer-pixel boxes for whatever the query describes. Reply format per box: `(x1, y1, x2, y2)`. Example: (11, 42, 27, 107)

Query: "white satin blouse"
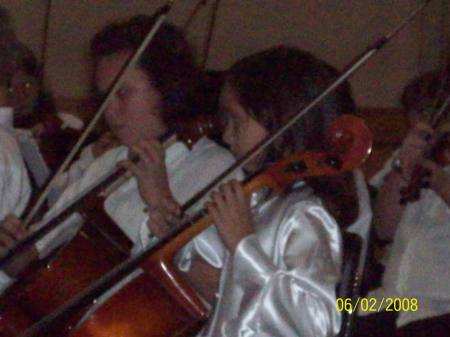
(180, 185, 342, 337)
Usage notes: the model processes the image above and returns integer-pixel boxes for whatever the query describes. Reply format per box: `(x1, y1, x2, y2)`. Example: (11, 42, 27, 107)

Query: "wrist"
(150, 194, 178, 211)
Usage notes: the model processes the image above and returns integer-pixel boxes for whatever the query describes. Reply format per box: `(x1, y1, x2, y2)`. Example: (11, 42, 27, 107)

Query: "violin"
(400, 95, 450, 204)
(0, 109, 222, 337)
(0, 114, 371, 337)
(0, 1, 428, 334)
(14, 112, 80, 172)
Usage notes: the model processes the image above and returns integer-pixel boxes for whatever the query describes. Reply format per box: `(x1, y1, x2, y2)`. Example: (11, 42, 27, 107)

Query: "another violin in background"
(399, 94, 450, 204)
(0, 114, 371, 337)
(9, 43, 85, 173)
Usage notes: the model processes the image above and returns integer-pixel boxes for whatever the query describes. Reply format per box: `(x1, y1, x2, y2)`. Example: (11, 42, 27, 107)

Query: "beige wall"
(3, 0, 449, 108)
(2, 0, 46, 59)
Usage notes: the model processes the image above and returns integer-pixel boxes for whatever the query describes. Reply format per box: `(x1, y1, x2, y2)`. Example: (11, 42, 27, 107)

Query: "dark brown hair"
(90, 15, 204, 123)
(0, 5, 19, 84)
(226, 46, 355, 160)
(13, 43, 57, 125)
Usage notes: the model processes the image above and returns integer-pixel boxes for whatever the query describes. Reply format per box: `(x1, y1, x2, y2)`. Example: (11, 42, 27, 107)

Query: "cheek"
(231, 130, 250, 158)
(103, 102, 119, 124)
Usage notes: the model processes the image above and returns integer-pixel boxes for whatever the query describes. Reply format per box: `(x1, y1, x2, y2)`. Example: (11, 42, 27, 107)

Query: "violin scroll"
(264, 114, 373, 190)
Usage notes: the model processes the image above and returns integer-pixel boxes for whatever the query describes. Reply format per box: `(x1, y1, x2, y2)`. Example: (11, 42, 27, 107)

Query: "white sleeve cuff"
(35, 213, 83, 259)
(0, 270, 14, 294)
(0, 107, 13, 128)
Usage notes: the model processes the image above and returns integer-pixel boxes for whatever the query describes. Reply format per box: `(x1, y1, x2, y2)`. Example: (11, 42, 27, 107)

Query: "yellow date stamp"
(336, 297, 419, 314)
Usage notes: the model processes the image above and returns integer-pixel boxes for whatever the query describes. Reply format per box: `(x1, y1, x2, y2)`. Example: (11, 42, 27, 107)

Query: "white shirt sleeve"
(171, 139, 244, 271)
(199, 198, 342, 337)
(50, 144, 96, 204)
(369, 149, 399, 190)
(0, 111, 31, 294)
(0, 126, 31, 220)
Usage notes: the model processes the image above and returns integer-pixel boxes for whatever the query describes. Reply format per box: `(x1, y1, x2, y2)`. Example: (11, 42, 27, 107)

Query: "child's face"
(95, 50, 167, 147)
(219, 83, 268, 171)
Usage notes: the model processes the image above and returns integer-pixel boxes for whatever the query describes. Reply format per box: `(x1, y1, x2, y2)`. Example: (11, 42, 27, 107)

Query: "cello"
(0, 1, 429, 336)
(1, 114, 372, 337)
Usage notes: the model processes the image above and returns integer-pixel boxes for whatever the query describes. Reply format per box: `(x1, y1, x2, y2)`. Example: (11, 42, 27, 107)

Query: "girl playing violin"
(157, 46, 359, 337)
(0, 15, 239, 295)
(361, 65, 450, 337)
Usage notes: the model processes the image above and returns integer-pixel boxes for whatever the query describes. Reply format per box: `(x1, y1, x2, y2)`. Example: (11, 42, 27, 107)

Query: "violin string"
(181, 0, 432, 214)
(182, 0, 208, 32)
(23, 1, 176, 227)
(20, 2, 432, 335)
(201, 0, 221, 69)
(0, 1, 177, 267)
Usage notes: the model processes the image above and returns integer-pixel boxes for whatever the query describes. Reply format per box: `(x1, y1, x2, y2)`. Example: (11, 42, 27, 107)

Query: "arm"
(120, 140, 184, 239)
(373, 122, 434, 241)
(208, 182, 341, 336)
(182, 256, 221, 305)
(0, 215, 38, 281)
(372, 170, 407, 240)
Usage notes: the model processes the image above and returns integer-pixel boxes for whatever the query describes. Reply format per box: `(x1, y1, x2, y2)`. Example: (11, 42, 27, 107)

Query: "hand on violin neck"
(207, 180, 253, 253)
(0, 214, 26, 258)
(147, 198, 183, 238)
(0, 214, 37, 277)
(119, 139, 182, 237)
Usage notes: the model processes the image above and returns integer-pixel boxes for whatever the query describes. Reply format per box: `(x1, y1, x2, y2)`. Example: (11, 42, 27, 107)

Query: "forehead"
(95, 50, 148, 93)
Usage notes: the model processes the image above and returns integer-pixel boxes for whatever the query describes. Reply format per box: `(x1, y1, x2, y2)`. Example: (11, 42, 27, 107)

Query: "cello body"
(0, 114, 371, 337)
(0, 200, 207, 337)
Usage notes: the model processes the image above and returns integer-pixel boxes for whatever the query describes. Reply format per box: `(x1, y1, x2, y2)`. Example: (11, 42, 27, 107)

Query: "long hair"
(90, 15, 204, 124)
(13, 43, 56, 126)
(226, 46, 355, 161)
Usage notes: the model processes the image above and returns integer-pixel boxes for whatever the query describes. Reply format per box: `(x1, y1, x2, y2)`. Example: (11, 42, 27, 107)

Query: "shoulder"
(258, 186, 335, 231)
(0, 127, 23, 164)
(281, 189, 335, 223)
(191, 137, 236, 163)
(87, 145, 126, 170)
(187, 137, 241, 177)
(271, 187, 341, 244)
(254, 187, 342, 269)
